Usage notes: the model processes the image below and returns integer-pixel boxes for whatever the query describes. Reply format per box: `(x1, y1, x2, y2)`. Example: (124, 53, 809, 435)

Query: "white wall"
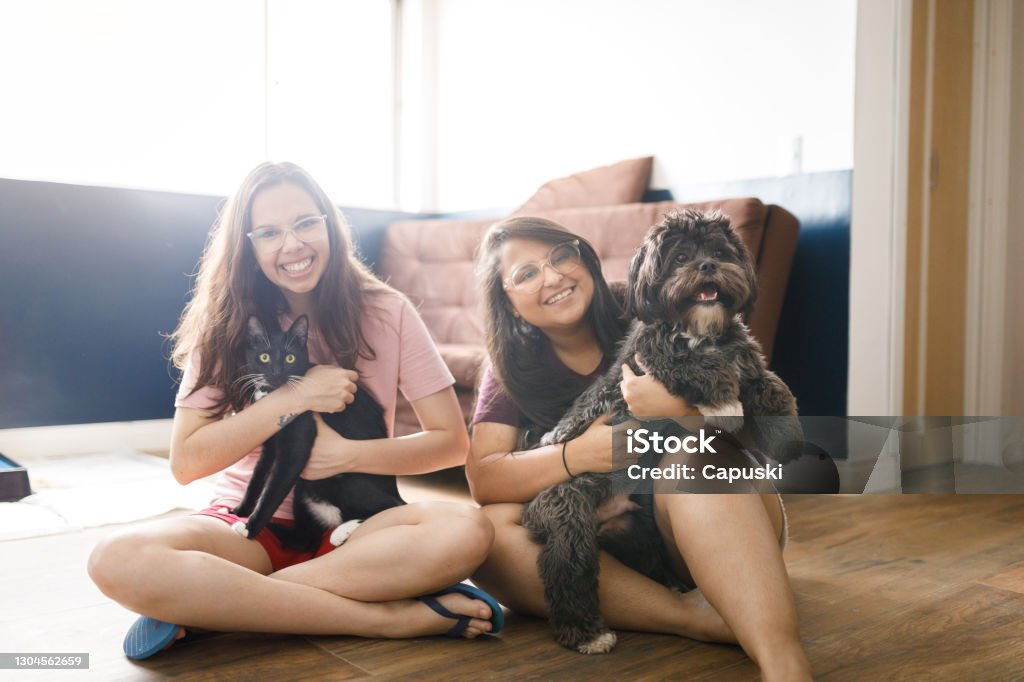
(429, 0, 856, 210)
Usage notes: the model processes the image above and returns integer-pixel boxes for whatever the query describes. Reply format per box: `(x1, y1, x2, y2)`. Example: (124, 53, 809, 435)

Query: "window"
(266, 0, 395, 207)
(0, 0, 394, 205)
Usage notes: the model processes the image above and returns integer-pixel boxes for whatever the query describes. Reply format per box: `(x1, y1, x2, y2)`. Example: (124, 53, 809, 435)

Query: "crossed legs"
(88, 501, 496, 640)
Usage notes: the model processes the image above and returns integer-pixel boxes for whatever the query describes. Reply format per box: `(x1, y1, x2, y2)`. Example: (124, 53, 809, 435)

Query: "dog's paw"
(230, 521, 249, 538)
(329, 519, 363, 547)
(576, 631, 617, 655)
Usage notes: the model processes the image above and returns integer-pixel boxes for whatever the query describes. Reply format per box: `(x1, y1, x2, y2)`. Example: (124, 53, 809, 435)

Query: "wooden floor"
(4, 483, 1024, 680)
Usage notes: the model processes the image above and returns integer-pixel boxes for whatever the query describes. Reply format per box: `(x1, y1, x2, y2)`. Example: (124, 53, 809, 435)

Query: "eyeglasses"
(503, 240, 583, 294)
(247, 214, 328, 252)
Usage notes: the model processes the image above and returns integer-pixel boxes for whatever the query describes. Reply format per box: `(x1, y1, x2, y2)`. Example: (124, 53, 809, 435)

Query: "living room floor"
(3, 472, 1024, 680)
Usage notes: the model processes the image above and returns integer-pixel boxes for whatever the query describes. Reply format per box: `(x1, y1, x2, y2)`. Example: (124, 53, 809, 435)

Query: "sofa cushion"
(513, 157, 654, 215)
(381, 219, 488, 346)
(382, 197, 768, 350)
(536, 198, 766, 283)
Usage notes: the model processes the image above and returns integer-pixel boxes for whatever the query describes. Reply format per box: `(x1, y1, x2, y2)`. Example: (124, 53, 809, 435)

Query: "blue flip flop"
(123, 616, 181, 660)
(418, 582, 504, 637)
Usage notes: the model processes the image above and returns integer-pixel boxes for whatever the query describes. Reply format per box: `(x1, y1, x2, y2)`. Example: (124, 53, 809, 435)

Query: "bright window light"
(0, 0, 393, 204)
(266, 0, 394, 208)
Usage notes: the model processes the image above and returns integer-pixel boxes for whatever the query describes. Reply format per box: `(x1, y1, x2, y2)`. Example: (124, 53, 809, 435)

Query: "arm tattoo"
(278, 413, 299, 428)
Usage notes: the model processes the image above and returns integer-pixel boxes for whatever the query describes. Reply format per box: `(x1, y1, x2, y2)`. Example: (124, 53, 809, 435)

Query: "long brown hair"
(170, 161, 391, 415)
(476, 216, 630, 431)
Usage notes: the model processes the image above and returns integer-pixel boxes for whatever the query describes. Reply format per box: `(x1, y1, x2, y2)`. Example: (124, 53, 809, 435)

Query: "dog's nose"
(699, 260, 717, 273)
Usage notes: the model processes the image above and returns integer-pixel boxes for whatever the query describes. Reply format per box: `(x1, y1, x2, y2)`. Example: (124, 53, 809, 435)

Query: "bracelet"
(561, 441, 573, 478)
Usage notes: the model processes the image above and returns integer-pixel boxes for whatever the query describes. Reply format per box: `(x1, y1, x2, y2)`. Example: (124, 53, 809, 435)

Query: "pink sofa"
(379, 198, 799, 436)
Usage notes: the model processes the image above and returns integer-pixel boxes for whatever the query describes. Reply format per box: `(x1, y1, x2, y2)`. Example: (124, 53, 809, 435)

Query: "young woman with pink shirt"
(88, 162, 501, 660)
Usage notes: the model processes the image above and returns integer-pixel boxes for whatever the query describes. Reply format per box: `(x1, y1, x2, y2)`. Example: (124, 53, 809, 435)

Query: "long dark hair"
(476, 216, 630, 431)
(170, 161, 392, 416)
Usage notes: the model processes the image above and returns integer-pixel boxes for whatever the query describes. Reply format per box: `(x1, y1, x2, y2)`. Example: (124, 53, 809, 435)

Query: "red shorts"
(194, 506, 337, 572)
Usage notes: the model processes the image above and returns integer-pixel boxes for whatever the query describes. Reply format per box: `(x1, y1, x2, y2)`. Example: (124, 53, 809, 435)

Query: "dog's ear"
(720, 221, 759, 318)
(626, 227, 665, 323)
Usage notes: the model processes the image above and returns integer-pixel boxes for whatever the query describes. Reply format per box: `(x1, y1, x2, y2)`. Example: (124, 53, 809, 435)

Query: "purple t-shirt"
(472, 342, 612, 427)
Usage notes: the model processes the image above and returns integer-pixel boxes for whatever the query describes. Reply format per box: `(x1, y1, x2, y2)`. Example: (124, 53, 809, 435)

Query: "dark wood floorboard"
(3, 489, 1024, 680)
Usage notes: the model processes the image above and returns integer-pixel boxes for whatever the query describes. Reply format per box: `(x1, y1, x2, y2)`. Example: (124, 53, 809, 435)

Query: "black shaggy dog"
(521, 209, 803, 654)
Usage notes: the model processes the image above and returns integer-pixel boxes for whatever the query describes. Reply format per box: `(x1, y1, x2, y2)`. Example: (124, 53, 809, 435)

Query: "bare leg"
(88, 503, 496, 640)
(472, 503, 734, 644)
(272, 502, 492, 601)
(654, 493, 811, 681)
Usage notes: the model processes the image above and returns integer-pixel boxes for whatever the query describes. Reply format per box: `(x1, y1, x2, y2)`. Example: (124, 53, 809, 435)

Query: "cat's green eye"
(285, 354, 296, 364)
(259, 353, 270, 363)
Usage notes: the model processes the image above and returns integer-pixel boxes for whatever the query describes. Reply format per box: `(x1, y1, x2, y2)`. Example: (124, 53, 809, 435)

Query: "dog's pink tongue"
(696, 286, 718, 301)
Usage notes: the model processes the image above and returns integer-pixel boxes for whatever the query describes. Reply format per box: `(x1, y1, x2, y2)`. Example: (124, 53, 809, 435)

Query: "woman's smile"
(278, 254, 316, 278)
(543, 285, 576, 305)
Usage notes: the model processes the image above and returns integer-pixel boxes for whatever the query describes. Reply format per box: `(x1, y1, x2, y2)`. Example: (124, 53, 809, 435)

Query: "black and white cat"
(230, 314, 405, 552)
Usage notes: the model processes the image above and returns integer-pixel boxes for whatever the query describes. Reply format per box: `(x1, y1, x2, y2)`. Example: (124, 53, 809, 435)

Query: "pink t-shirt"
(174, 290, 455, 519)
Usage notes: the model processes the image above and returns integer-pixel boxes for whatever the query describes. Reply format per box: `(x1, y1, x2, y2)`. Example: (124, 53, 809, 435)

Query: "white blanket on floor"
(0, 451, 213, 541)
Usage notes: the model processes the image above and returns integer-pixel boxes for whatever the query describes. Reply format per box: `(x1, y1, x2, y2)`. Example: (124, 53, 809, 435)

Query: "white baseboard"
(0, 420, 173, 460)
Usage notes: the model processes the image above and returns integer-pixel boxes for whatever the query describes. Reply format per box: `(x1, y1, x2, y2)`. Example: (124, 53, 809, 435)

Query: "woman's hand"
(565, 415, 639, 474)
(301, 413, 360, 480)
(567, 415, 644, 474)
(290, 365, 359, 414)
(620, 360, 700, 419)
